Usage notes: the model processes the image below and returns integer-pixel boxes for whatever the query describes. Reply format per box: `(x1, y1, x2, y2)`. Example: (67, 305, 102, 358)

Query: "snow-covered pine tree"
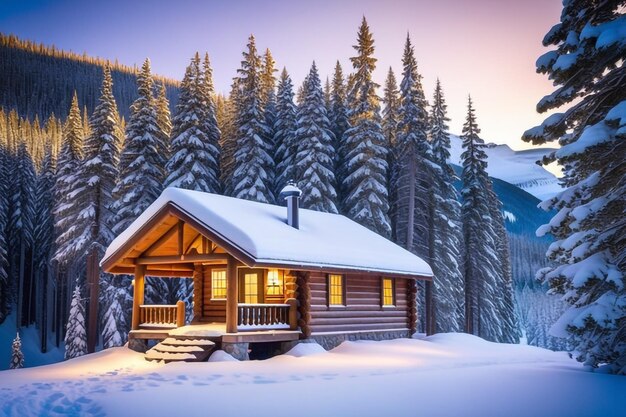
(460, 97, 502, 342)
(72, 64, 123, 352)
(230, 36, 274, 203)
(165, 53, 220, 193)
(342, 18, 390, 237)
(293, 62, 338, 213)
(324, 77, 332, 113)
(523, 1, 625, 373)
(382, 67, 401, 150)
(32, 144, 56, 351)
(329, 61, 350, 211)
(200, 52, 221, 189)
(261, 49, 277, 130)
(382, 67, 401, 238)
(393, 35, 431, 254)
(53, 92, 84, 268)
(9, 332, 24, 369)
(219, 81, 241, 194)
(101, 282, 124, 349)
(428, 80, 465, 333)
(72, 64, 121, 259)
(9, 139, 36, 328)
(155, 80, 172, 160)
(111, 59, 164, 235)
(0, 143, 10, 322)
(488, 188, 519, 343)
(82, 106, 91, 142)
(273, 68, 298, 194)
(65, 285, 87, 359)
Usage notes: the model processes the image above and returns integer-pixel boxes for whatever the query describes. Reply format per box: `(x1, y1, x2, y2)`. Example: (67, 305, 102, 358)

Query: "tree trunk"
(17, 237, 25, 328)
(86, 250, 100, 353)
(405, 155, 416, 253)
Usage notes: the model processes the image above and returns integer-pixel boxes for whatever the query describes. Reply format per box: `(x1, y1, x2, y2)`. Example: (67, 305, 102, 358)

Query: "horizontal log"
(310, 317, 409, 326)
(311, 310, 406, 319)
(310, 323, 409, 333)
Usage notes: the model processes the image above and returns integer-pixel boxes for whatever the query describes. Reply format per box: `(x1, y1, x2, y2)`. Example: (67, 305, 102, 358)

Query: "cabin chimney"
(279, 182, 302, 229)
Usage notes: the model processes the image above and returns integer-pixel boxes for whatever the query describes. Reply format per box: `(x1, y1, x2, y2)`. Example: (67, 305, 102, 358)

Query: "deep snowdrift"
(1, 333, 624, 417)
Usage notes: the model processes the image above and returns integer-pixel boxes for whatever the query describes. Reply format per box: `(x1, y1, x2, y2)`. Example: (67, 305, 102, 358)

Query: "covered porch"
(102, 205, 301, 345)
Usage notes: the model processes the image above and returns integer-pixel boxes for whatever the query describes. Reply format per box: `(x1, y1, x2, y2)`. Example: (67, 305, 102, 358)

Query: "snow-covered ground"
(448, 135, 562, 200)
(1, 333, 624, 417)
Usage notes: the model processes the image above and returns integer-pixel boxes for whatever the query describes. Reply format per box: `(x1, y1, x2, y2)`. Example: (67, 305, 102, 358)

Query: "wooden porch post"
(226, 256, 238, 333)
(131, 265, 146, 330)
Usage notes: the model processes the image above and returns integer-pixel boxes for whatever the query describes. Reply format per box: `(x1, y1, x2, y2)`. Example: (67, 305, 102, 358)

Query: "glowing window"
(382, 278, 395, 306)
(266, 269, 283, 296)
(329, 274, 344, 306)
(244, 273, 259, 304)
(211, 269, 227, 299)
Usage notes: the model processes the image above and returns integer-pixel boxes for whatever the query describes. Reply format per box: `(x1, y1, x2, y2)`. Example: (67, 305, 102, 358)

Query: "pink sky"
(1, 0, 562, 149)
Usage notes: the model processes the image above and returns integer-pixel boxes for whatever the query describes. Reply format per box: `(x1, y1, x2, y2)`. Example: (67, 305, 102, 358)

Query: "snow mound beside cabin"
(284, 342, 326, 357)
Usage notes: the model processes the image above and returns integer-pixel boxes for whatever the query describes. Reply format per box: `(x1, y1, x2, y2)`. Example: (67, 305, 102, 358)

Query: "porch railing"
(139, 300, 185, 329)
(237, 298, 298, 330)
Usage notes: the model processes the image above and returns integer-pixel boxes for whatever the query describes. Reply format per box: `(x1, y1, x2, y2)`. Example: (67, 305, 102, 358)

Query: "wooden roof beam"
(135, 253, 230, 265)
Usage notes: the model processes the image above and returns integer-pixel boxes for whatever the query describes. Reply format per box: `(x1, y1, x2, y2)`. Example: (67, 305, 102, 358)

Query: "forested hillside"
(0, 34, 179, 120)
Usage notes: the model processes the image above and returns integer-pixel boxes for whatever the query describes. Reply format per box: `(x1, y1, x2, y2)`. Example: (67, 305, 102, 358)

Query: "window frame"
(381, 277, 396, 307)
(210, 268, 227, 300)
(327, 273, 346, 307)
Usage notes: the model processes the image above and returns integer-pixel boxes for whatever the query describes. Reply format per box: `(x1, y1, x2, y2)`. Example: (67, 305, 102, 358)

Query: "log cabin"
(101, 186, 433, 361)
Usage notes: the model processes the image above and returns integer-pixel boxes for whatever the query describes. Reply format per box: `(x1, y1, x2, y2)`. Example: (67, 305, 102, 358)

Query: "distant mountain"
(0, 33, 179, 120)
(448, 134, 562, 201)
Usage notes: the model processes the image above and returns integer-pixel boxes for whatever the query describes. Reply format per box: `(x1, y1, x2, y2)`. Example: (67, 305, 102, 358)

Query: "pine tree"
(0, 143, 10, 322)
(9, 332, 24, 369)
(324, 77, 332, 112)
(82, 106, 91, 141)
(72, 64, 121, 259)
(200, 52, 221, 189)
(392, 35, 431, 254)
(429, 80, 464, 333)
(273, 68, 298, 193)
(65, 285, 87, 359)
(111, 59, 164, 235)
(329, 61, 350, 210)
(460, 97, 502, 342)
(219, 82, 240, 194)
(382, 67, 401, 237)
(523, 1, 625, 373)
(32, 144, 56, 351)
(230, 35, 274, 203)
(293, 62, 338, 213)
(165, 53, 220, 192)
(488, 188, 519, 342)
(101, 283, 124, 349)
(155, 80, 172, 161)
(53, 92, 84, 267)
(342, 18, 390, 237)
(382, 67, 401, 150)
(9, 139, 36, 327)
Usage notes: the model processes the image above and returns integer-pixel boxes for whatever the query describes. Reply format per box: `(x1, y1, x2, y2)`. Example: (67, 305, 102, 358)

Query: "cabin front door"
(238, 268, 264, 303)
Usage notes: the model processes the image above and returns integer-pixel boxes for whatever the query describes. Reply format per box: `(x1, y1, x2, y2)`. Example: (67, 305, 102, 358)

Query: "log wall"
(201, 264, 227, 322)
(308, 272, 411, 334)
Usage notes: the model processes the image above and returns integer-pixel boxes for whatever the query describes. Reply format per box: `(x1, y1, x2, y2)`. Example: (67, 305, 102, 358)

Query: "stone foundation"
(128, 338, 148, 353)
(221, 341, 250, 361)
(309, 329, 411, 350)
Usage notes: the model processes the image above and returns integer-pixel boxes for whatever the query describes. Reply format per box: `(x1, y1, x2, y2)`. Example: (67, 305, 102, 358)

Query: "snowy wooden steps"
(145, 337, 216, 363)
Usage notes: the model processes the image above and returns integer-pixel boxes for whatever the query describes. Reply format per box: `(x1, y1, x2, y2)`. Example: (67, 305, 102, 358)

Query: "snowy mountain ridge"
(448, 134, 562, 200)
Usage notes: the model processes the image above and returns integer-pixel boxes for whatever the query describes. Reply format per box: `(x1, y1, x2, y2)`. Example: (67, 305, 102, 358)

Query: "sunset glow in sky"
(1, 0, 562, 149)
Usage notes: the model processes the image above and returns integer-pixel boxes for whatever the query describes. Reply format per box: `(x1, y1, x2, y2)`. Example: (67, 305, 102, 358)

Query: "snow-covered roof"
(101, 188, 432, 278)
